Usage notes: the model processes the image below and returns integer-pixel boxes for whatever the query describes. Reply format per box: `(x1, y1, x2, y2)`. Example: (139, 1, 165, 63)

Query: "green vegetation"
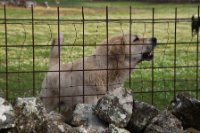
(0, 2, 199, 109)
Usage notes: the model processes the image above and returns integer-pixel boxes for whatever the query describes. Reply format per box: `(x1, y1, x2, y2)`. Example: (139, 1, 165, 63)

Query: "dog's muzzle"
(142, 37, 157, 61)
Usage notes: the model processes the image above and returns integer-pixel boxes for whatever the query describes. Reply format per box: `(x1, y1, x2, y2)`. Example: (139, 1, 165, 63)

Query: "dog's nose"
(151, 37, 157, 46)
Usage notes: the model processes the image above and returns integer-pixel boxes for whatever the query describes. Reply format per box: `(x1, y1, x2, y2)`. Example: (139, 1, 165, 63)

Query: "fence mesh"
(0, 5, 199, 109)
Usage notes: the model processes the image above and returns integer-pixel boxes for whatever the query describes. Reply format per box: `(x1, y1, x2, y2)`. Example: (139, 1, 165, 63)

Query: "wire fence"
(0, 5, 199, 109)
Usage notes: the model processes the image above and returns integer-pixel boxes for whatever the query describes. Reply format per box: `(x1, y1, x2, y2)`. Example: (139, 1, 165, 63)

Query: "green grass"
(0, 2, 199, 109)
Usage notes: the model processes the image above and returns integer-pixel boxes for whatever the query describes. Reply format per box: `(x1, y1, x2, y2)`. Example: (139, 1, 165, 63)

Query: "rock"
(13, 97, 72, 133)
(15, 97, 44, 115)
(0, 97, 15, 130)
(144, 110, 183, 133)
(95, 87, 133, 128)
(46, 119, 72, 133)
(71, 104, 107, 132)
(46, 111, 72, 133)
(104, 124, 131, 133)
(13, 97, 48, 132)
(70, 126, 98, 133)
(168, 93, 200, 130)
(46, 111, 65, 122)
(127, 100, 159, 133)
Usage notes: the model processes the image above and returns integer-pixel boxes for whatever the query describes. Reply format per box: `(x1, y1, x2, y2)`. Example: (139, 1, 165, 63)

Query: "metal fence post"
(31, 5, 35, 96)
(57, 6, 61, 112)
(4, 5, 8, 100)
(174, 8, 177, 97)
(151, 8, 155, 105)
(82, 7, 85, 103)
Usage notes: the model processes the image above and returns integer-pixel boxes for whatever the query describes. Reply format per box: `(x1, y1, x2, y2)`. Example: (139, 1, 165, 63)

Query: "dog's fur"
(192, 14, 200, 36)
(40, 33, 157, 120)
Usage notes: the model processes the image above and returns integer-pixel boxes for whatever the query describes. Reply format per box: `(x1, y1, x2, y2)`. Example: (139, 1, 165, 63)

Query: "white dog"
(40, 33, 157, 120)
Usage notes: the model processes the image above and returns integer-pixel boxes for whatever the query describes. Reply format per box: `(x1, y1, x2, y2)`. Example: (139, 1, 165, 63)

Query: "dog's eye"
(133, 37, 139, 42)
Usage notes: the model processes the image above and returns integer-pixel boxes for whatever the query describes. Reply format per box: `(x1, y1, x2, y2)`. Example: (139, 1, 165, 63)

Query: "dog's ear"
(108, 37, 125, 62)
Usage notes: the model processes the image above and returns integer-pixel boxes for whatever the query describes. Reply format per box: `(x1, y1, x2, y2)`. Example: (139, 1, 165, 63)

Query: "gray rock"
(13, 97, 48, 133)
(46, 119, 72, 133)
(46, 111, 72, 133)
(95, 87, 133, 128)
(104, 124, 131, 133)
(127, 100, 159, 133)
(13, 97, 72, 133)
(46, 111, 65, 122)
(70, 127, 98, 133)
(15, 97, 45, 115)
(168, 93, 200, 130)
(71, 104, 107, 132)
(144, 110, 183, 133)
(0, 97, 15, 130)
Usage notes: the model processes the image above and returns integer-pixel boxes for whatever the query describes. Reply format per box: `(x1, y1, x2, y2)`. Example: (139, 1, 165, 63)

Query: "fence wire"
(0, 5, 199, 109)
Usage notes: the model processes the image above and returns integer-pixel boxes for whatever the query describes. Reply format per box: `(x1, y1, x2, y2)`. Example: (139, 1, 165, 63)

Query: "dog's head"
(105, 34, 157, 68)
(192, 14, 199, 21)
(192, 14, 200, 35)
(125, 34, 156, 61)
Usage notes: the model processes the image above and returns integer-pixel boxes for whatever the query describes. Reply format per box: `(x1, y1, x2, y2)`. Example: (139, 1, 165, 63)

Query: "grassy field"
(0, 1, 199, 109)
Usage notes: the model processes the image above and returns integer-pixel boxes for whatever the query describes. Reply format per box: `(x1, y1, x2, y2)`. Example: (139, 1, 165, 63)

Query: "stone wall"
(1, 87, 200, 133)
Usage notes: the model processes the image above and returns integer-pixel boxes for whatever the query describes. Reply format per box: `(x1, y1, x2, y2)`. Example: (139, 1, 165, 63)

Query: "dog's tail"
(49, 34, 64, 68)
